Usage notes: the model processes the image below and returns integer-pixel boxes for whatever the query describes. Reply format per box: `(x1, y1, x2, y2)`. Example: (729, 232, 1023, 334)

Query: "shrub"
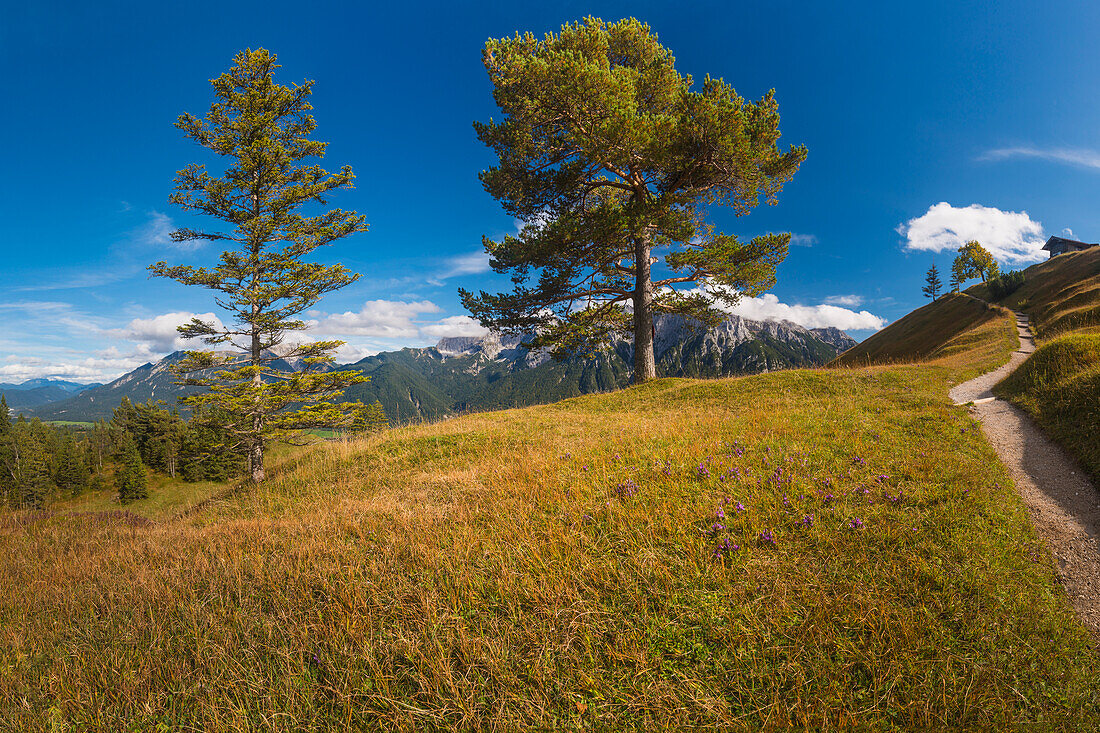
(987, 270, 1025, 300)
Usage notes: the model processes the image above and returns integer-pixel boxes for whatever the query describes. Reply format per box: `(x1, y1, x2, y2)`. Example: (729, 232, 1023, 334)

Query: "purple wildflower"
(801, 514, 814, 527)
(613, 480, 637, 499)
(712, 537, 740, 559)
(849, 518, 864, 530)
(734, 502, 745, 513)
(759, 529, 776, 544)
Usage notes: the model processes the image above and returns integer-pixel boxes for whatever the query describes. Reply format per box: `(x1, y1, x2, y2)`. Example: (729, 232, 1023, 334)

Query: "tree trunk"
(249, 434, 264, 484)
(250, 299, 265, 484)
(632, 235, 657, 384)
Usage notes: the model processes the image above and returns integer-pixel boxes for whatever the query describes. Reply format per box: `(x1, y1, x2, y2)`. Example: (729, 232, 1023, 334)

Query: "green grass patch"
(47, 469, 232, 519)
(2, 365, 1098, 729)
(995, 332, 1100, 483)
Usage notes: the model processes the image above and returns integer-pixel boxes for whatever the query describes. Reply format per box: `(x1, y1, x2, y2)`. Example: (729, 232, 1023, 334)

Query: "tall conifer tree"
(115, 434, 148, 504)
(462, 17, 806, 382)
(151, 49, 370, 483)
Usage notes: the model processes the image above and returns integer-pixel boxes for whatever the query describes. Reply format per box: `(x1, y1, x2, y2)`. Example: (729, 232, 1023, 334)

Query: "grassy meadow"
(3, 299, 1100, 730)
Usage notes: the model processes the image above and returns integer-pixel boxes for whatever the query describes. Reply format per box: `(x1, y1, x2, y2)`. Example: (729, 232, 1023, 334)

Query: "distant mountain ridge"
(338, 314, 856, 424)
(27, 352, 331, 422)
(24, 314, 856, 424)
(0, 378, 99, 410)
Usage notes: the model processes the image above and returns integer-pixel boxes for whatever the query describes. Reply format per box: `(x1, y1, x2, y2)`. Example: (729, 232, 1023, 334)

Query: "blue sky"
(2, 0, 1099, 383)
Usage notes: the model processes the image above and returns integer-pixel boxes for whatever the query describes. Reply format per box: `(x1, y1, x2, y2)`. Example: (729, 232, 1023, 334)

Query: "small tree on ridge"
(952, 240, 999, 285)
(922, 261, 942, 299)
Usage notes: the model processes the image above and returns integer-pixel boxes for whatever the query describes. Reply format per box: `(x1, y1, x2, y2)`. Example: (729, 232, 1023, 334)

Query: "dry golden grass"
(970, 246, 1100, 340)
(3, 363, 1099, 729)
(832, 293, 1018, 384)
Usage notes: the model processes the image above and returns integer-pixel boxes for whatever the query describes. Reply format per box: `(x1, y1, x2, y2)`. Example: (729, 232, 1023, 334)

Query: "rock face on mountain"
(22, 315, 856, 424)
(809, 327, 857, 353)
(338, 314, 857, 425)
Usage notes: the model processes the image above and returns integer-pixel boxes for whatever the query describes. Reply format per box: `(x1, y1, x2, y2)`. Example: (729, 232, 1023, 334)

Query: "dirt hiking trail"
(951, 311, 1100, 641)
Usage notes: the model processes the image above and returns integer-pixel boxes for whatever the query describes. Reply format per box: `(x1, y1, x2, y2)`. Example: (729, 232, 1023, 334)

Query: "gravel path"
(951, 310, 1100, 641)
(948, 310, 1035, 404)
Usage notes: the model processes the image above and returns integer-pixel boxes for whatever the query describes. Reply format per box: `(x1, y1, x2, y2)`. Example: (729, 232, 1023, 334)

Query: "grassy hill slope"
(970, 246, 1100, 338)
(2, 327, 1098, 728)
(831, 293, 1018, 383)
(974, 247, 1100, 482)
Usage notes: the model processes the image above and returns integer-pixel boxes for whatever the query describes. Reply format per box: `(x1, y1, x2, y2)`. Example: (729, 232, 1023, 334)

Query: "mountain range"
(19, 314, 856, 424)
(0, 379, 99, 410)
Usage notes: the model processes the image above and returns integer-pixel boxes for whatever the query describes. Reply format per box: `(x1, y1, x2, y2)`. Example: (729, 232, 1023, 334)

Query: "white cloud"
(138, 211, 176, 248)
(724, 293, 886, 331)
(309, 300, 442, 339)
(419, 315, 489, 339)
(441, 251, 491, 277)
(898, 202, 1047, 265)
(332, 343, 379, 364)
(980, 146, 1100, 170)
(789, 233, 818, 247)
(1063, 228, 1076, 239)
(0, 353, 152, 385)
(426, 251, 493, 286)
(822, 294, 863, 307)
(113, 311, 225, 353)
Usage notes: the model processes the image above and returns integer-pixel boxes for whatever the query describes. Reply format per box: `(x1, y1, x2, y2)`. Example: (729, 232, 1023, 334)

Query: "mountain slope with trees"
(25, 315, 855, 425)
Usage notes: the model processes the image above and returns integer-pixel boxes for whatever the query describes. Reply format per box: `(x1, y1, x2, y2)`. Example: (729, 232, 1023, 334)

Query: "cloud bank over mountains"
(2, 286, 885, 384)
(898, 202, 1048, 265)
(725, 293, 886, 331)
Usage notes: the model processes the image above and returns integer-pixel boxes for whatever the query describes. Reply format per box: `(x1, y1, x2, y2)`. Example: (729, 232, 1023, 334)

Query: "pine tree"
(949, 267, 963, 293)
(115, 434, 148, 504)
(6, 422, 53, 508)
(922, 262, 942, 299)
(54, 434, 90, 496)
(0, 396, 12, 505)
(347, 400, 388, 436)
(150, 49, 371, 483)
(461, 17, 806, 383)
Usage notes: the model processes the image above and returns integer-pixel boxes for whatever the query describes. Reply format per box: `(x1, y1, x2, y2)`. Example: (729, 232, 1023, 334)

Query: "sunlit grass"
(832, 293, 1018, 384)
(995, 332, 1100, 483)
(3, 363, 1098, 729)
